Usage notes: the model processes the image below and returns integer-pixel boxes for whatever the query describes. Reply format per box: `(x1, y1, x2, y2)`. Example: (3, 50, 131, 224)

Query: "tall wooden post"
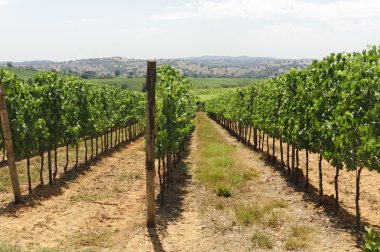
(0, 79, 22, 203)
(146, 60, 156, 227)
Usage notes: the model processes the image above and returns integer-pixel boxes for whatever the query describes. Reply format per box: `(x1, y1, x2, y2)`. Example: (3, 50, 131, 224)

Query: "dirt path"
(254, 130, 380, 231)
(0, 135, 211, 251)
(203, 113, 360, 251)
(0, 113, 362, 251)
(0, 139, 148, 251)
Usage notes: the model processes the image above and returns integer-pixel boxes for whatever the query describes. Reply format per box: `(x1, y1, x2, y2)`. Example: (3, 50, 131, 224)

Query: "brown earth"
(247, 129, 380, 232)
(0, 114, 363, 251)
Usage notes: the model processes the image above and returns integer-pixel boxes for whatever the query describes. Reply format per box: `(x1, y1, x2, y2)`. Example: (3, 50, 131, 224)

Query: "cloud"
(0, 0, 6, 5)
(67, 18, 103, 24)
(151, 0, 380, 24)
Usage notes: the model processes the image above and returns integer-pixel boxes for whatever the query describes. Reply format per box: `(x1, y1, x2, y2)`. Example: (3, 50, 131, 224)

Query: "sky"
(0, 0, 379, 61)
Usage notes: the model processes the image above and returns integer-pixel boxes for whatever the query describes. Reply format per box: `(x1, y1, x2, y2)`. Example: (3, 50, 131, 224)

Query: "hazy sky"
(1, 0, 379, 61)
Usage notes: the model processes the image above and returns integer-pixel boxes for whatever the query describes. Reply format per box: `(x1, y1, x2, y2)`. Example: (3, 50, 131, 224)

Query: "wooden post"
(0, 79, 22, 203)
(146, 60, 156, 227)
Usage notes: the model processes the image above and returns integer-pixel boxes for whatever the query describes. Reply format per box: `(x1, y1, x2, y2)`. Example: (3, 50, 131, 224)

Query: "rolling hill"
(1, 56, 313, 79)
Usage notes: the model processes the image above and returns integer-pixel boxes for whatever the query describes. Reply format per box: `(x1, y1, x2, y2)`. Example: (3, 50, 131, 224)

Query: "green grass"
(189, 77, 260, 89)
(0, 240, 22, 252)
(2, 66, 263, 92)
(194, 113, 257, 196)
(1, 66, 39, 81)
(91, 77, 145, 91)
(1, 67, 66, 82)
(192, 88, 237, 102)
(234, 199, 288, 226)
(34, 248, 59, 252)
(216, 184, 232, 197)
(251, 231, 274, 249)
(234, 204, 264, 225)
(284, 225, 315, 250)
(92, 76, 262, 92)
(264, 200, 288, 211)
(191, 78, 262, 102)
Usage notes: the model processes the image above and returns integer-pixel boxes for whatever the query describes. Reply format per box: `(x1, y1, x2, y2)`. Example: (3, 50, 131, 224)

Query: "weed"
(35, 248, 59, 252)
(215, 200, 225, 210)
(251, 231, 274, 249)
(195, 113, 257, 198)
(363, 226, 380, 252)
(72, 191, 109, 203)
(118, 172, 143, 181)
(264, 200, 288, 212)
(285, 225, 314, 250)
(234, 204, 263, 225)
(0, 240, 22, 252)
(74, 230, 111, 247)
(266, 212, 280, 228)
(242, 170, 257, 180)
(234, 199, 288, 227)
(112, 186, 123, 193)
(216, 184, 232, 197)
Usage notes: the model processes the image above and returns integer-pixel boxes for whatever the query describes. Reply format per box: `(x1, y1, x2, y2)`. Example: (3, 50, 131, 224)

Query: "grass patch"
(71, 186, 110, 203)
(0, 170, 12, 193)
(264, 200, 288, 211)
(251, 231, 274, 249)
(265, 212, 282, 228)
(212, 212, 236, 233)
(234, 200, 288, 227)
(118, 172, 143, 181)
(285, 225, 315, 250)
(194, 113, 255, 197)
(0, 240, 22, 252)
(242, 170, 256, 181)
(34, 248, 59, 252)
(112, 186, 123, 193)
(74, 230, 111, 247)
(234, 204, 264, 226)
(216, 184, 232, 197)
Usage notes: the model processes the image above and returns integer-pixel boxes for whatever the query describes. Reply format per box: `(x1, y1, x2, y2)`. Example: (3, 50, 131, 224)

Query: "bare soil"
(199, 113, 360, 251)
(251, 130, 380, 232)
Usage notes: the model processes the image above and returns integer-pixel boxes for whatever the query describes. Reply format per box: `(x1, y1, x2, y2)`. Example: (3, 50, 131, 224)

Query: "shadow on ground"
(0, 135, 143, 216)
(210, 115, 369, 247)
(148, 138, 193, 252)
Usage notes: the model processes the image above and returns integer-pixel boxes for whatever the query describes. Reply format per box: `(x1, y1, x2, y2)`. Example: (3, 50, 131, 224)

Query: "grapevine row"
(0, 69, 145, 194)
(155, 65, 196, 204)
(206, 45, 380, 230)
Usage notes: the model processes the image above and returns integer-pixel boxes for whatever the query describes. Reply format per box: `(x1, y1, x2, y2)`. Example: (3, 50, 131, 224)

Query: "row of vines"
(0, 69, 145, 194)
(155, 66, 196, 204)
(206, 46, 380, 231)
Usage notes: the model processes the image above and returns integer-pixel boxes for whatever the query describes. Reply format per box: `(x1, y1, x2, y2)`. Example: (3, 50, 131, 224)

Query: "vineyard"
(0, 47, 379, 251)
(206, 46, 380, 231)
(0, 69, 145, 199)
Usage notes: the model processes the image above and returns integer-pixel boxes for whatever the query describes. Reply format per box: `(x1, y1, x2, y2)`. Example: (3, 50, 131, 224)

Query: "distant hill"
(1, 56, 313, 78)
